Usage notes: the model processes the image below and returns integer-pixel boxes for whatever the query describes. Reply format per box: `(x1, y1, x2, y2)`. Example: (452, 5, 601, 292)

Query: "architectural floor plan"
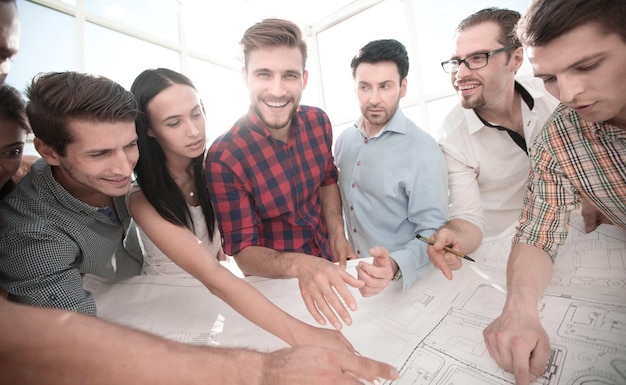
(374, 215, 626, 385)
(86, 212, 626, 385)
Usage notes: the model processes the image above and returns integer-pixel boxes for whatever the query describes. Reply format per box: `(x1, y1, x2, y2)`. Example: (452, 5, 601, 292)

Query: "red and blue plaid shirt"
(206, 105, 337, 260)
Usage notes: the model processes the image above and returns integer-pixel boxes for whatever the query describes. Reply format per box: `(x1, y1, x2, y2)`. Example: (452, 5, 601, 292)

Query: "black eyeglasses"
(441, 45, 517, 73)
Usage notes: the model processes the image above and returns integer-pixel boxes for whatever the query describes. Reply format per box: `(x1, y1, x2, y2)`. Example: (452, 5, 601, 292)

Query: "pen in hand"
(416, 233, 476, 262)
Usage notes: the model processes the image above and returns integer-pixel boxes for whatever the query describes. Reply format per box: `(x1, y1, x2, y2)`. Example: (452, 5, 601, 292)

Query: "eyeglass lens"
(443, 54, 488, 73)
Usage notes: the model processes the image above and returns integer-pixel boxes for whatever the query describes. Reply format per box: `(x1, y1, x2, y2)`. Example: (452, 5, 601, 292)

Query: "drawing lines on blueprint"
(551, 215, 626, 298)
(385, 283, 626, 385)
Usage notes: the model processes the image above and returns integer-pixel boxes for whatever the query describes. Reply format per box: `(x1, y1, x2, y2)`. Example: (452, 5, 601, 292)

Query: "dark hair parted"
(350, 39, 409, 80)
(25, 71, 137, 156)
(240, 18, 307, 70)
(130, 68, 216, 239)
(456, 7, 521, 61)
(517, 0, 626, 47)
(0, 83, 30, 133)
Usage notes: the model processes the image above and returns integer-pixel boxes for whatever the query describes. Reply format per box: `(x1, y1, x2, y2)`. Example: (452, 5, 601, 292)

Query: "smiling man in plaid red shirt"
(206, 18, 364, 331)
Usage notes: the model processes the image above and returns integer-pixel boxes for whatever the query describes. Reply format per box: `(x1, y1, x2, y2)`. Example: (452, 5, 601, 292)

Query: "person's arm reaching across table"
(0, 297, 399, 385)
(483, 243, 553, 385)
(130, 189, 355, 353)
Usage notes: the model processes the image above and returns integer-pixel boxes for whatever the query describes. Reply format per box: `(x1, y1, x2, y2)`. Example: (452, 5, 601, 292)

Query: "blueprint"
(381, 282, 626, 385)
(474, 213, 626, 302)
(85, 212, 626, 385)
(373, 214, 626, 385)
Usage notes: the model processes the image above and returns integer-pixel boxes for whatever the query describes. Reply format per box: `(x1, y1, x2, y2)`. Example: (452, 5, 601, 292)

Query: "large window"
(11, 0, 532, 146)
(8, 1, 75, 92)
(84, 0, 178, 44)
(84, 23, 181, 90)
(187, 57, 248, 141)
(317, 0, 412, 131)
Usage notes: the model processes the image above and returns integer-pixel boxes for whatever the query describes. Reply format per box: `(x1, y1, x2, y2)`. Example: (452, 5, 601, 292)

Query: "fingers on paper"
(339, 354, 399, 383)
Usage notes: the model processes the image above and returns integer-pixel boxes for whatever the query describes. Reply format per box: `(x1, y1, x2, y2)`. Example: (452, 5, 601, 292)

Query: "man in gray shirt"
(0, 71, 143, 315)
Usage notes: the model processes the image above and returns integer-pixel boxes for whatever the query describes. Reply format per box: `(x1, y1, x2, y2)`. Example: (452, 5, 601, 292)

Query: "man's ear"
(400, 77, 408, 98)
(302, 69, 308, 90)
(34, 137, 62, 166)
(511, 46, 524, 74)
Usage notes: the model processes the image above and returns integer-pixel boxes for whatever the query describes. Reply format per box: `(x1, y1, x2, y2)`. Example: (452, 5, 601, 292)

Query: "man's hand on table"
(262, 345, 399, 385)
(483, 306, 551, 385)
(296, 257, 364, 330)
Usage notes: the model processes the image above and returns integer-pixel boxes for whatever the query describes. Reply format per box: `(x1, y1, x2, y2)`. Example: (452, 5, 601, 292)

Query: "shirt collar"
(516, 81, 534, 110)
(464, 80, 538, 135)
(38, 159, 126, 222)
(355, 108, 408, 139)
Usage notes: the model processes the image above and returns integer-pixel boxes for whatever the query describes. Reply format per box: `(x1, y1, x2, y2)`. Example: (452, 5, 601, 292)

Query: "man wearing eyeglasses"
(426, 7, 560, 279)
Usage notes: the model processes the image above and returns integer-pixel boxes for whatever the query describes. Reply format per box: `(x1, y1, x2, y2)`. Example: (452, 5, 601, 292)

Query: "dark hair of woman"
(130, 68, 215, 239)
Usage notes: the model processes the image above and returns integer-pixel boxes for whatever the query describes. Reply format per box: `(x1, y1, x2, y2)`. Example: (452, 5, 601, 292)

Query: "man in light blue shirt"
(335, 39, 448, 295)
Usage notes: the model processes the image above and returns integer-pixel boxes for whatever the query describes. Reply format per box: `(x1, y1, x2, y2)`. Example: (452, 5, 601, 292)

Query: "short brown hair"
(456, 7, 521, 61)
(517, 0, 626, 48)
(240, 18, 307, 70)
(26, 72, 137, 156)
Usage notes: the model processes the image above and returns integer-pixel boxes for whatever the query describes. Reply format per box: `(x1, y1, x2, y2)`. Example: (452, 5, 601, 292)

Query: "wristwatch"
(392, 264, 403, 281)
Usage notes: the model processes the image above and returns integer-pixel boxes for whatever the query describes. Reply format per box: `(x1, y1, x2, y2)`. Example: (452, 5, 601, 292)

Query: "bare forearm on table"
(0, 298, 264, 385)
(235, 246, 308, 279)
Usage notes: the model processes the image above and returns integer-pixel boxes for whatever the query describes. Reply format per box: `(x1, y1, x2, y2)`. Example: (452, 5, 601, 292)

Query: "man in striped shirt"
(483, 0, 626, 384)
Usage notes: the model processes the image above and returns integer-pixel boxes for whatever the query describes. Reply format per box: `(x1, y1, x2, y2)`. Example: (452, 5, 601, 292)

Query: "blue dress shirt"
(335, 109, 448, 290)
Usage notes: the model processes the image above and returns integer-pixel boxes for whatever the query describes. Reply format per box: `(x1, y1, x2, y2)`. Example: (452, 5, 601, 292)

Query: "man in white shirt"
(428, 7, 559, 279)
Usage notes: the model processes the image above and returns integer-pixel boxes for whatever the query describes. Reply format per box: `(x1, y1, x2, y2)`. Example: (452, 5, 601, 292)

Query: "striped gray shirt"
(0, 159, 143, 315)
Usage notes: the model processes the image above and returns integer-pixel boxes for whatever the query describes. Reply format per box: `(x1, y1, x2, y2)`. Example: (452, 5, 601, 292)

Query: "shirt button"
(356, 161, 361, 166)
(352, 228, 357, 233)
(349, 206, 354, 211)
(351, 182, 356, 188)
(357, 250, 361, 255)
